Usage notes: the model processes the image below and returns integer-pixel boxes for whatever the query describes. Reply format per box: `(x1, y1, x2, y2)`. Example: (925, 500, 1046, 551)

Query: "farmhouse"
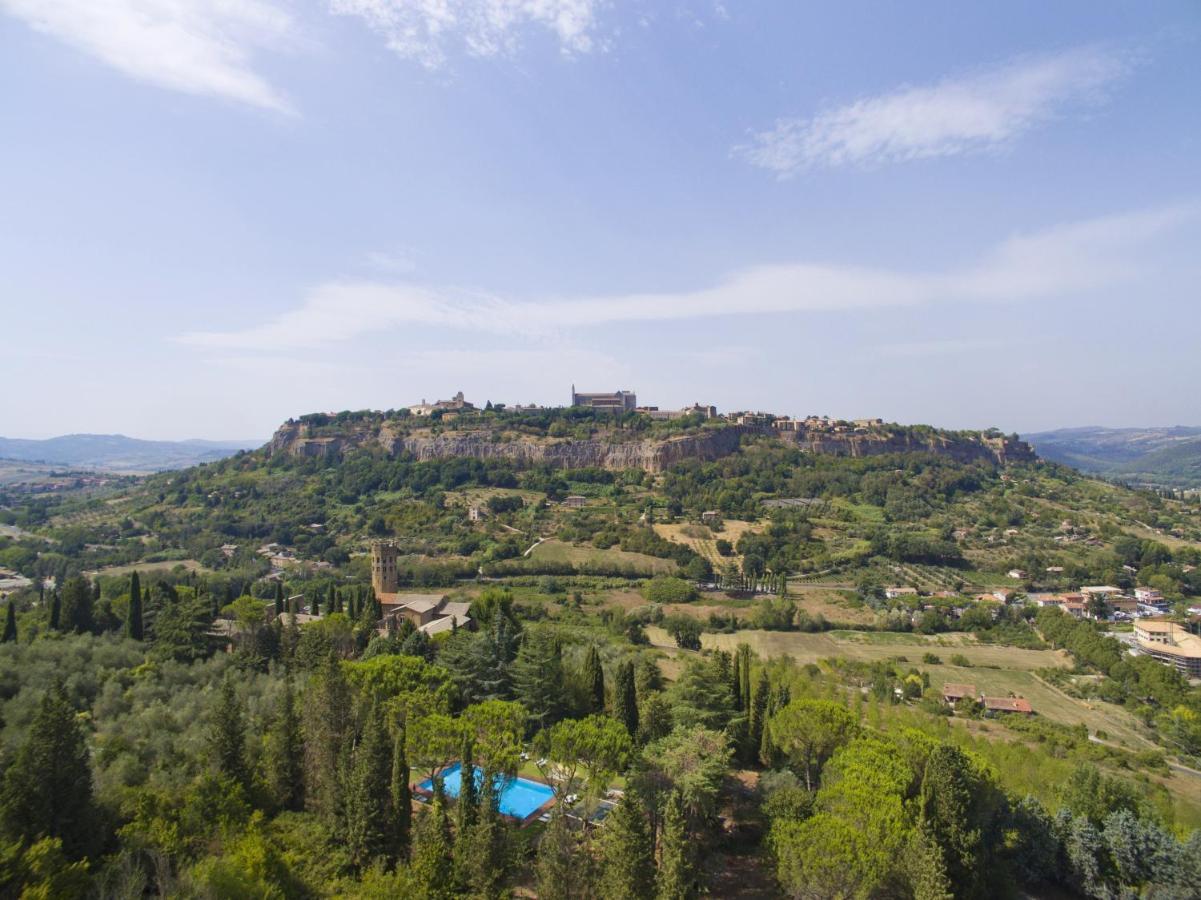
(942, 683, 977, 704)
(885, 586, 918, 600)
(981, 697, 1034, 715)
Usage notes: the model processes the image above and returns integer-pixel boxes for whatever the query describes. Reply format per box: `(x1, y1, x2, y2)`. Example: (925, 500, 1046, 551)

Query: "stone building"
(570, 385, 637, 412)
(371, 540, 399, 595)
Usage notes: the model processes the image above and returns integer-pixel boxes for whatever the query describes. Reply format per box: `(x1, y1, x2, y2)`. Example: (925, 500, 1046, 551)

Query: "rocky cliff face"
(267, 419, 1034, 471)
(778, 429, 1036, 465)
(267, 421, 748, 472)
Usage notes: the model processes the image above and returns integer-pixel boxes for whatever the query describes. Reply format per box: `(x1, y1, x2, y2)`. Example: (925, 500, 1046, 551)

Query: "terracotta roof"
(982, 696, 1033, 713)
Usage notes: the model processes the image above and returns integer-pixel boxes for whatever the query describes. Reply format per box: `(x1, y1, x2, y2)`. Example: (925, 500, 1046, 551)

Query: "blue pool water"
(419, 763, 554, 820)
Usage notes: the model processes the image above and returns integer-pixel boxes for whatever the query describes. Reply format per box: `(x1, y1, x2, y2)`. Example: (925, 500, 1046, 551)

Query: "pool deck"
(412, 765, 558, 828)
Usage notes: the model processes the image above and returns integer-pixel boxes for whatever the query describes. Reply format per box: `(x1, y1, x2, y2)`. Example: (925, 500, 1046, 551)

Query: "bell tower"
(371, 540, 399, 595)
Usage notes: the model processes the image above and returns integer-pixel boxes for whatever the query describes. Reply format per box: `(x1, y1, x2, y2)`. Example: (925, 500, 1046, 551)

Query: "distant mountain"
(0, 434, 262, 473)
(1025, 426, 1201, 488)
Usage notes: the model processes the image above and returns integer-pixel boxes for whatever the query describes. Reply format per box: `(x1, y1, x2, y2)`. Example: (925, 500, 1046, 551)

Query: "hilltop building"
(571, 385, 637, 413)
(410, 391, 475, 417)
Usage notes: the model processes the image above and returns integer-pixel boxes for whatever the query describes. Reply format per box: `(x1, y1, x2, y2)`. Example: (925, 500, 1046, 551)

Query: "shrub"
(950, 653, 972, 667)
(641, 577, 699, 605)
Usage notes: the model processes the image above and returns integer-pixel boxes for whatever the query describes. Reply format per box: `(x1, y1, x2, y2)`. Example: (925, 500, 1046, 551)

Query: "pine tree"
(391, 724, 412, 861)
(584, 644, 606, 714)
(344, 704, 394, 868)
(210, 676, 247, 788)
(2, 601, 16, 644)
(274, 581, 284, 618)
(599, 789, 654, 900)
(267, 674, 304, 812)
(655, 790, 693, 900)
(614, 659, 639, 738)
(127, 572, 144, 641)
(0, 682, 95, 858)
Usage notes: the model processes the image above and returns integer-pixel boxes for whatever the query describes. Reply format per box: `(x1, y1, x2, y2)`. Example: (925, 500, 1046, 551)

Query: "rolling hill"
(0, 433, 261, 473)
(1026, 426, 1201, 488)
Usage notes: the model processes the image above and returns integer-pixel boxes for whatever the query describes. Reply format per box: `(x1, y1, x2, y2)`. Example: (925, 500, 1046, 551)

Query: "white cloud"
(736, 45, 1136, 176)
(329, 0, 602, 68)
(178, 205, 1191, 351)
(1, 0, 295, 112)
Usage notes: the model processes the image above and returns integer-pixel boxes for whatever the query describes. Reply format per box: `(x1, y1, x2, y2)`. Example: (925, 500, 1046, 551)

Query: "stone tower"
(371, 540, 399, 595)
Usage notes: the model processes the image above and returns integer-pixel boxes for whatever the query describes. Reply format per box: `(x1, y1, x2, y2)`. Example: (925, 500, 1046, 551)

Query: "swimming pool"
(418, 763, 555, 821)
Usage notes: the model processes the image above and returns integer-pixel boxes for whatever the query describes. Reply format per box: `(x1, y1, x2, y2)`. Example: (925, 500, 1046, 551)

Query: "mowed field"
(669, 628, 1073, 671)
(84, 559, 207, 578)
(528, 540, 677, 575)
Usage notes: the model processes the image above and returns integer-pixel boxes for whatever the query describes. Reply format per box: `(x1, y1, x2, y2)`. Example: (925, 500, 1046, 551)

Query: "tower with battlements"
(371, 541, 399, 595)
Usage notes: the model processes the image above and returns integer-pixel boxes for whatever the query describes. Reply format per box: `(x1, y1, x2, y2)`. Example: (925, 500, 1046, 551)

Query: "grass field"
(646, 625, 1163, 752)
(84, 559, 208, 578)
(654, 520, 761, 568)
(528, 540, 676, 575)
(924, 667, 1154, 750)
(646, 627, 1072, 672)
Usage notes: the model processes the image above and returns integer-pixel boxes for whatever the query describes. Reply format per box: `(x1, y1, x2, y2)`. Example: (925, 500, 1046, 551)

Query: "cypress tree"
(0, 681, 95, 858)
(210, 586, 220, 621)
(748, 670, 770, 765)
(48, 590, 61, 631)
(412, 795, 455, 899)
(127, 572, 144, 641)
(210, 676, 248, 788)
(304, 654, 353, 825)
(348, 591, 358, 620)
(311, 591, 321, 617)
(457, 736, 479, 839)
(655, 790, 694, 900)
(391, 724, 412, 861)
(614, 659, 639, 738)
(267, 674, 304, 812)
(731, 659, 742, 712)
(599, 789, 654, 900)
(465, 765, 508, 899)
(58, 576, 93, 634)
(536, 808, 594, 900)
(2, 602, 16, 644)
(328, 584, 337, 617)
(274, 581, 284, 618)
(344, 704, 393, 868)
(584, 644, 606, 714)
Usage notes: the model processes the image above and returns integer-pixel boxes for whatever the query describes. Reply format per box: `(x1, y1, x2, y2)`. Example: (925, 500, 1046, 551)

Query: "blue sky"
(1, 1, 1198, 440)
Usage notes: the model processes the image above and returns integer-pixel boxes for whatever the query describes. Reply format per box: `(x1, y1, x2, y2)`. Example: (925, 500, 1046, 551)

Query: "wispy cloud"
(330, 0, 603, 69)
(0, 0, 296, 112)
(736, 45, 1137, 176)
(178, 205, 1190, 351)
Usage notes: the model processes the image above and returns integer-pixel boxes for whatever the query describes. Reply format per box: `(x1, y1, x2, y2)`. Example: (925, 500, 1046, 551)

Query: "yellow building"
(1135, 620, 1201, 678)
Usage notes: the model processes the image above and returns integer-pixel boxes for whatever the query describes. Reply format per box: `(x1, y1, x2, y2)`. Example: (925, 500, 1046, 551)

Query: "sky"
(1, 1, 1199, 441)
